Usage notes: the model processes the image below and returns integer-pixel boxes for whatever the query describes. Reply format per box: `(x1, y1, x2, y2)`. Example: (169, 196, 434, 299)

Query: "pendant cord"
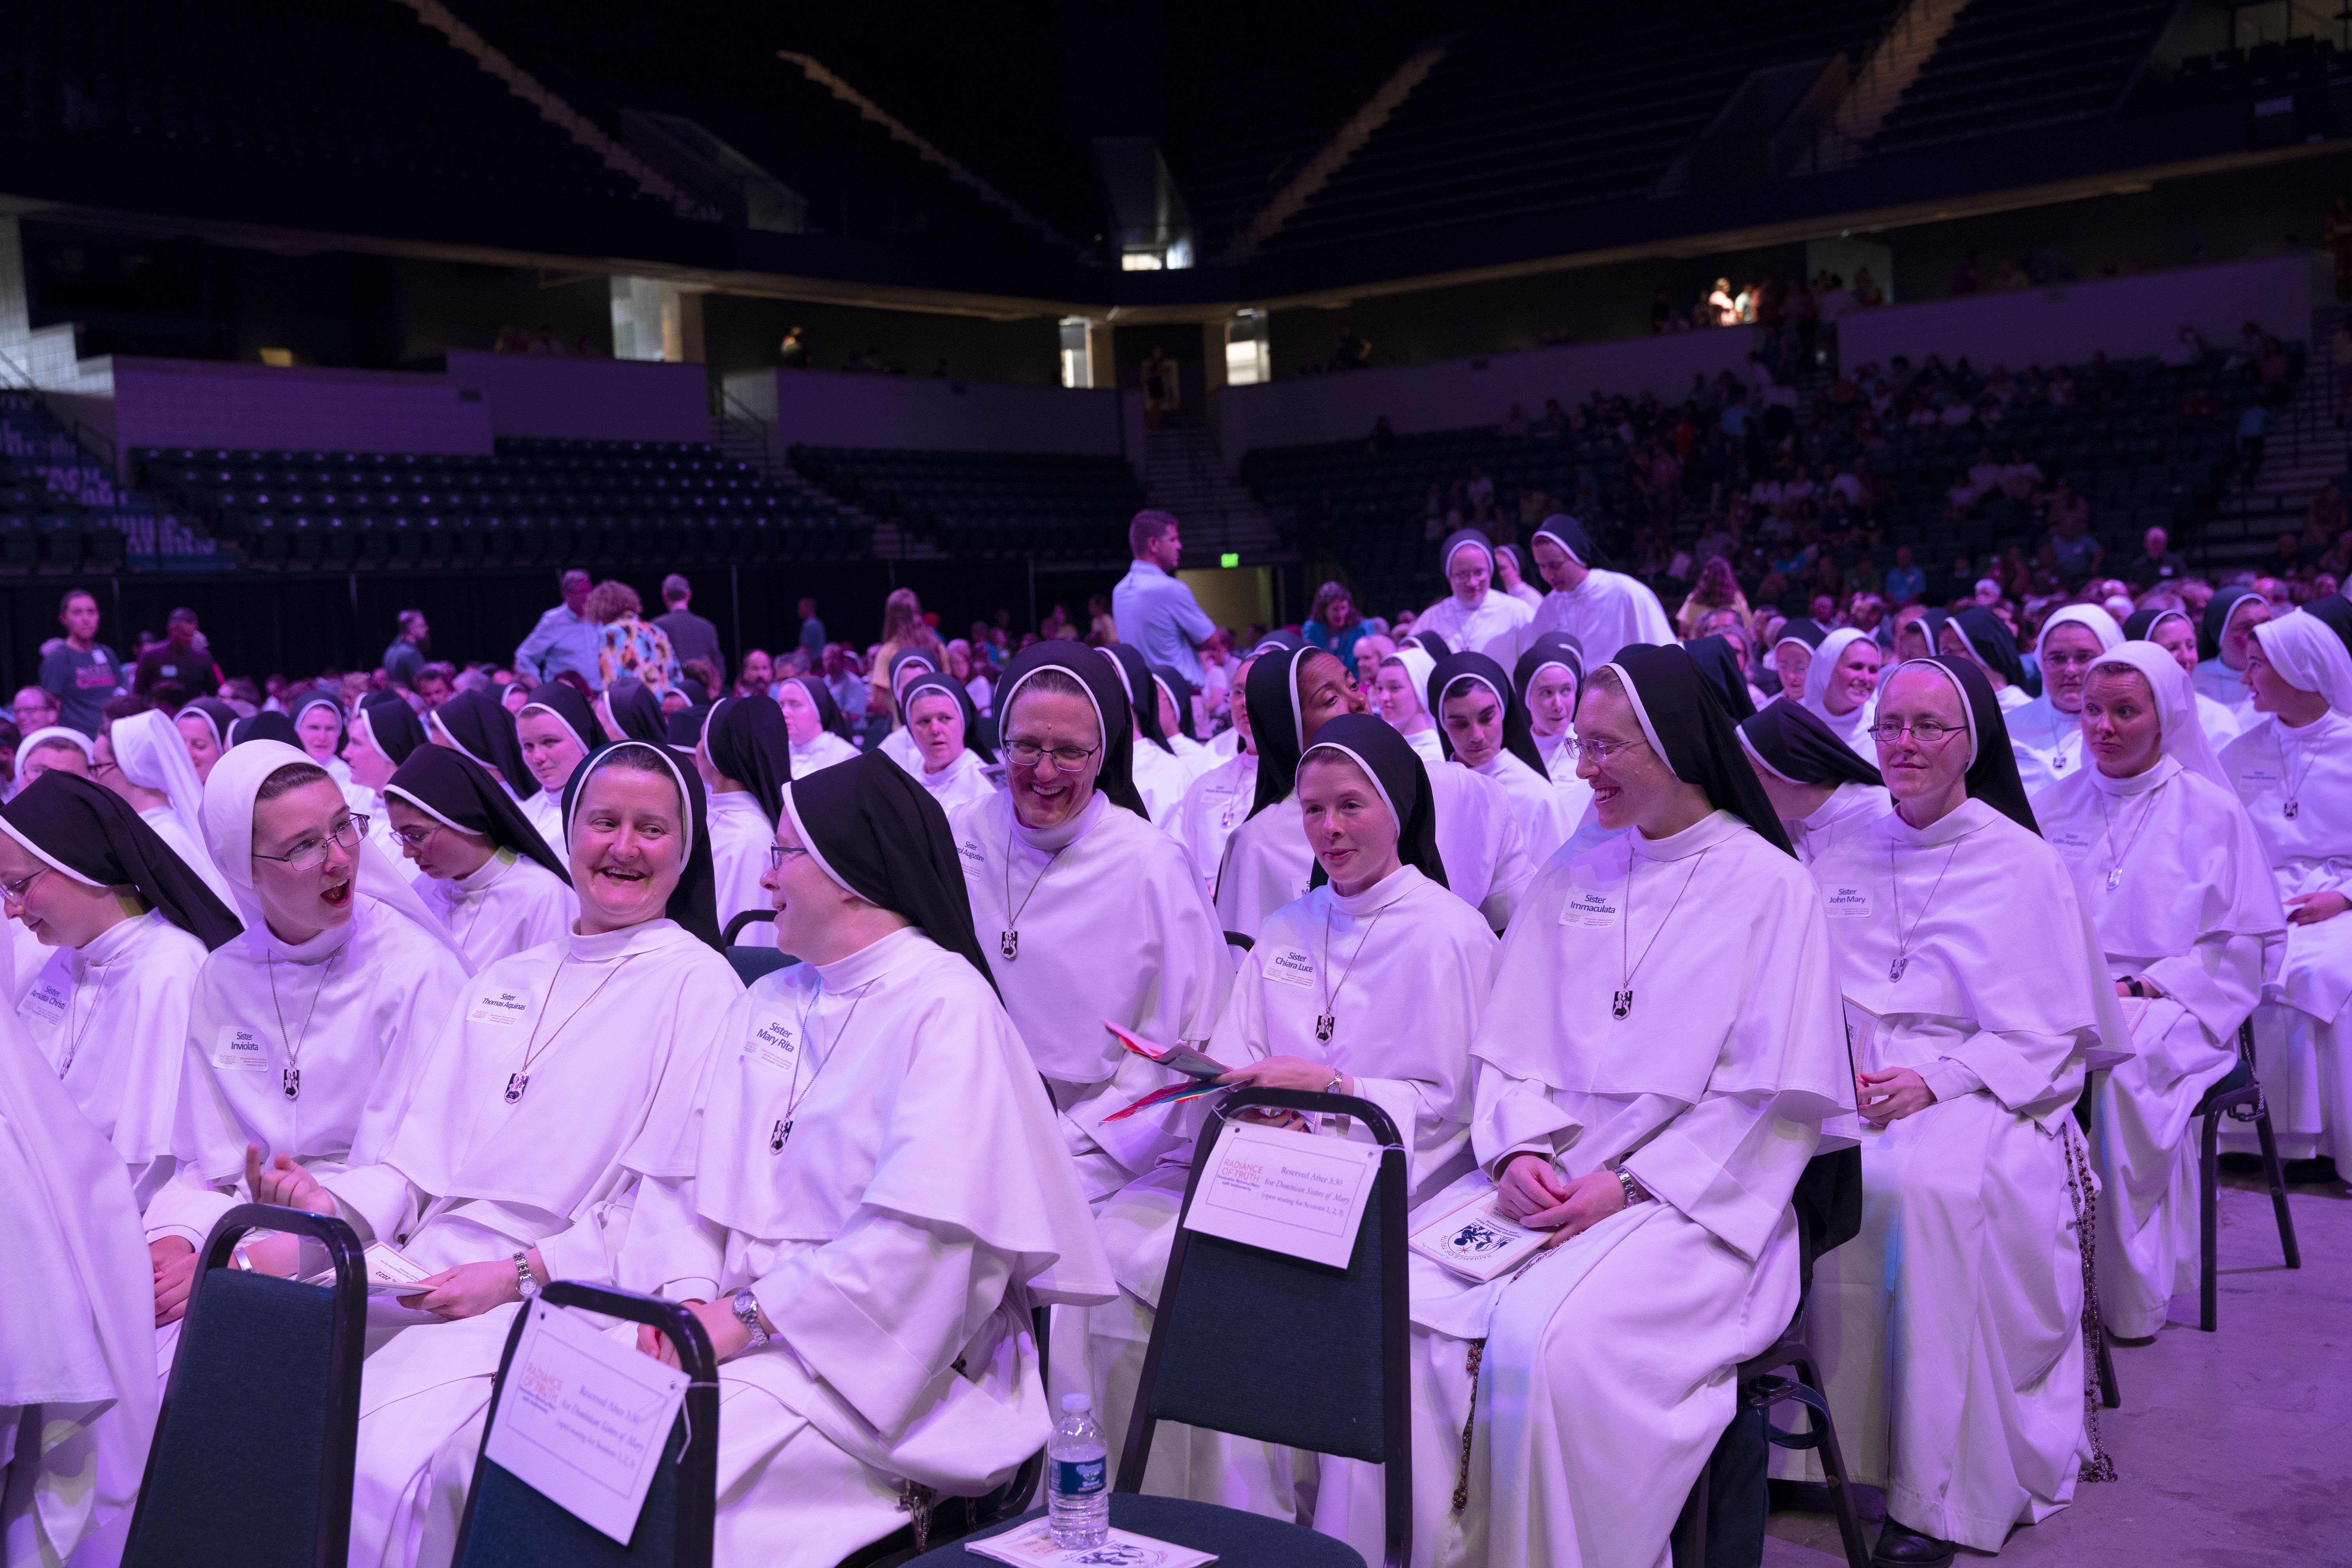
(1887, 837, 1965, 979)
(1318, 902, 1388, 1038)
(2094, 775, 2165, 888)
(1615, 849, 1707, 1013)
(515, 952, 636, 1083)
(266, 950, 339, 1082)
(57, 956, 118, 1077)
(1001, 817, 1071, 953)
(771, 982, 873, 1149)
(2274, 730, 2316, 814)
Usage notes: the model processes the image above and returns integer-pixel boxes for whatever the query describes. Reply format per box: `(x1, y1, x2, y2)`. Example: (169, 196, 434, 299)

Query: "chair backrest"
(720, 909, 797, 986)
(123, 1204, 367, 1568)
(1116, 1086, 1411, 1568)
(450, 1282, 718, 1568)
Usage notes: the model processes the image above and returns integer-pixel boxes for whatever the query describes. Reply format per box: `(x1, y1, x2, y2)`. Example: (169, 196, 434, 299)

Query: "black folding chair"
(720, 908, 797, 987)
(909, 1087, 1401, 1568)
(449, 1282, 718, 1568)
(2196, 1018, 2301, 1330)
(123, 1204, 367, 1568)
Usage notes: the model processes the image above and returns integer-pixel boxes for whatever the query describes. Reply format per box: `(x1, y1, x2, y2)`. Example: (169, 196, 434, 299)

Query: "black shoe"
(2283, 1156, 2340, 1185)
(2216, 1152, 2262, 1175)
(1873, 1519, 1956, 1566)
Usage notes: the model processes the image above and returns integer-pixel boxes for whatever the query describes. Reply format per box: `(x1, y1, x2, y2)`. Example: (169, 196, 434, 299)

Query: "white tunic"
(416, 850, 577, 973)
(1528, 569, 1675, 666)
(17, 910, 240, 1210)
(145, 905, 468, 1249)
(1169, 751, 1256, 899)
(2006, 693, 2089, 796)
(334, 919, 742, 1568)
(1401, 725, 1444, 766)
(707, 788, 779, 948)
(948, 790, 1230, 1199)
(0, 1004, 156, 1566)
(877, 723, 920, 772)
(2036, 757, 2281, 1336)
(1796, 797, 2111, 1550)
(1473, 751, 1577, 866)
(1129, 737, 1196, 825)
(2193, 656, 2256, 729)
(790, 732, 863, 777)
(518, 789, 566, 861)
(1416, 589, 1535, 665)
(138, 805, 236, 911)
(2219, 710, 2352, 1159)
(1214, 765, 1535, 939)
(1783, 780, 1894, 866)
(913, 748, 997, 814)
(1452, 809, 1851, 1568)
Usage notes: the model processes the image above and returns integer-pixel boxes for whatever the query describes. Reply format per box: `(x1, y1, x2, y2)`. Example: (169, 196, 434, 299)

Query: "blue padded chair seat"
(2194, 1053, 2254, 1112)
(904, 1496, 1363, 1566)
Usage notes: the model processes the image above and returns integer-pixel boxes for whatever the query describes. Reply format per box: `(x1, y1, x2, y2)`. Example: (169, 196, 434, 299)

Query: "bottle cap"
(1060, 1392, 1092, 1414)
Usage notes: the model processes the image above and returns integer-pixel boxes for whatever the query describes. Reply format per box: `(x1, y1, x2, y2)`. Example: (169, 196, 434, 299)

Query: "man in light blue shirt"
(1111, 510, 1215, 684)
(514, 569, 600, 683)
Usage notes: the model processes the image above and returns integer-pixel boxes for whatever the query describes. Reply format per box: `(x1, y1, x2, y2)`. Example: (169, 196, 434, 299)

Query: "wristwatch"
(1323, 1068, 1346, 1094)
(512, 1252, 540, 1302)
(731, 1287, 770, 1351)
(1615, 1169, 1649, 1208)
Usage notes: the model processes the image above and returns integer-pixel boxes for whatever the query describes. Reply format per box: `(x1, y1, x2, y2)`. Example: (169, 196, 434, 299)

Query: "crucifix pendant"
(1000, 929, 1019, 961)
(1889, 956, 1909, 982)
(2107, 867, 2124, 891)
(504, 1072, 529, 1104)
(770, 1118, 791, 1152)
(281, 1067, 301, 1101)
(1611, 989, 1632, 1020)
(1315, 1014, 1336, 1043)
(2285, 800, 2300, 820)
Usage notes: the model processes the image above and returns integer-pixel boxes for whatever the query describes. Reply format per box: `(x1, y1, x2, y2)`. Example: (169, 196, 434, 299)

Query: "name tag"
(18, 977, 68, 1024)
(1822, 883, 1875, 918)
(1560, 885, 1623, 929)
(1264, 948, 1316, 987)
(214, 1025, 270, 1070)
(2046, 829, 2095, 860)
(744, 1013, 798, 1070)
(956, 837, 984, 866)
(467, 989, 533, 1028)
(2237, 766, 2279, 786)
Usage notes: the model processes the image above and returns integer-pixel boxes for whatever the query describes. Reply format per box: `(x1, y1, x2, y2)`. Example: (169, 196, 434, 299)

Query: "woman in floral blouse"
(590, 579, 683, 698)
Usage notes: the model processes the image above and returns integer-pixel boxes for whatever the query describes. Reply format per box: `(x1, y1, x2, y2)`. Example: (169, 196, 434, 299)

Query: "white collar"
(453, 848, 516, 894)
(811, 924, 925, 991)
(1009, 790, 1106, 854)
(2087, 755, 2178, 799)
(1330, 862, 1417, 918)
(1630, 807, 1742, 862)
(76, 907, 160, 973)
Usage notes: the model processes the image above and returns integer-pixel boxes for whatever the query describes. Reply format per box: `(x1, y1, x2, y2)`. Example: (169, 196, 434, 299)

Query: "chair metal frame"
(1116, 1085, 1411, 1568)
(2196, 1018, 2301, 1330)
(122, 1203, 368, 1568)
(449, 1281, 719, 1568)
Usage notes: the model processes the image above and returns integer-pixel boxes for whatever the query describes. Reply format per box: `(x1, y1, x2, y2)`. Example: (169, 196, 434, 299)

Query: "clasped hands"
(1494, 1154, 1627, 1249)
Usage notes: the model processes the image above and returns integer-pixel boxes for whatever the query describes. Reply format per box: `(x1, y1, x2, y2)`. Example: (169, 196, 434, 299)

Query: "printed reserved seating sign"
(1179, 1120, 1381, 1269)
(481, 1302, 689, 1544)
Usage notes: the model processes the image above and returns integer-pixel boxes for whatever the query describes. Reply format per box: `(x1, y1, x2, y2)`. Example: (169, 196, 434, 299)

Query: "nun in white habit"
(2216, 606, 2352, 1177)
(1515, 632, 1588, 788)
(1221, 646, 1532, 938)
(779, 675, 862, 776)
(2123, 607, 2242, 748)
(2193, 585, 2269, 727)
(2033, 642, 2284, 1338)
(1428, 649, 1577, 864)
(2007, 606, 2125, 795)
(1940, 607, 2034, 712)
(383, 744, 578, 972)
(1737, 699, 1893, 866)
(1524, 514, 1674, 666)
(0, 772, 245, 1211)
(1371, 643, 1444, 765)
(593, 750, 1115, 1568)
(349, 695, 434, 882)
(898, 668, 998, 814)
(946, 641, 1229, 1201)
(1799, 626, 1887, 759)
(104, 707, 238, 909)
(0, 1000, 156, 1568)
(1443, 644, 1852, 1568)
(1794, 655, 2124, 1563)
(875, 648, 942, 774)
(257, 740, 742, 1568)
(511, 682, 599, 856)
(1098, 642, 1194, 824)
(695, 695, 795, 948)
(1169, 653, 1260, 899)
(145, 741, 472, 1331)
(1416, 530, 1536, 664)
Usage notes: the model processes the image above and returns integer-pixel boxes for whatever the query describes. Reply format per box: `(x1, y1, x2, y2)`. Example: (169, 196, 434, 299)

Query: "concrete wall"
(1836, 253, 2314, 372)
(1221, 327, 1757, 460)
(442, 350, 709, 443)
(108, 357, 494, 463)
(726, 367, 1126, 457)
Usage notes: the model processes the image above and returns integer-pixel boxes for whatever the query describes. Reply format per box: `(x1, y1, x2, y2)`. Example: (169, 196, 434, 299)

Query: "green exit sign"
(1220, 552, 1240, 568)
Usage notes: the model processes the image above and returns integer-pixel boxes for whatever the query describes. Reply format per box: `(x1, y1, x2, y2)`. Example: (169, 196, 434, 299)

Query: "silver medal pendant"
(1889, 956, 1909, 982)
(2107, 868, 2124, 891)
(1612, 989, 1632, 1020)
(1000, 929, 1018, 961)
(1315, 1014, 1335, 1043)
(504, 1072, 529, 1104)
(770, 1118, 791, 1152)
(282, 1067, 301, 1101)
(2285, 800, 2300, 820)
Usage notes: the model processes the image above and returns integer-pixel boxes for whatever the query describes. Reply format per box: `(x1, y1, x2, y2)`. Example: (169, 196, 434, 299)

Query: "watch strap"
(731, 1286, 770, 1350)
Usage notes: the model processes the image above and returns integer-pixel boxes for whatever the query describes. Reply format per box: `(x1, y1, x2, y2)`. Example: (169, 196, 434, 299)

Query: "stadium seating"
(1251, 1, 1895, 259)
(2145, 37, 2342, 113)
(789, 446, 1146, 561)
(1870, 0, 2177, 156)
(132, 437, 871, 569)
(0, 393, 131, 570)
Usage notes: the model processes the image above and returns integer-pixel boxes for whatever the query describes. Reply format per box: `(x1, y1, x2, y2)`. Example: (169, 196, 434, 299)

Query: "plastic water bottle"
(1046, 1391, 1109, 1548)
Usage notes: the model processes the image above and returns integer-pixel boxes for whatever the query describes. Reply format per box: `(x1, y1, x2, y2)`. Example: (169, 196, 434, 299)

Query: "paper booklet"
(1101, 1020, 1233, 1123)
(962, 1520, 1218, 1567)
(1841, 996, 1886, 1080)
(305, 1240, 436, 1297)
(1407, 1181, 1550, 1282)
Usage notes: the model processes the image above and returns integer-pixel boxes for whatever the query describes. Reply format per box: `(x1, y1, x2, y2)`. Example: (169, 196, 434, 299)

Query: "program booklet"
(304, 1240, 436, 1298)
(1407, 1181, 1549, 1282)
(1101, 1020, 1233, 1123)
(963, 1521, 1217, 1567)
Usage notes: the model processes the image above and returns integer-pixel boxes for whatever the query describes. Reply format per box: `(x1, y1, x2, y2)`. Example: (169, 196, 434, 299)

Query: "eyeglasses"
(254, 814, 370, 871)
(765, 844, 812, 871)
(1555, 735, 1648, 764)
(0, 867, 50, 904)
(1003, 738, 1100, 771)
(389, 822, 449, 849)
(1868, 720, 1963, 744)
